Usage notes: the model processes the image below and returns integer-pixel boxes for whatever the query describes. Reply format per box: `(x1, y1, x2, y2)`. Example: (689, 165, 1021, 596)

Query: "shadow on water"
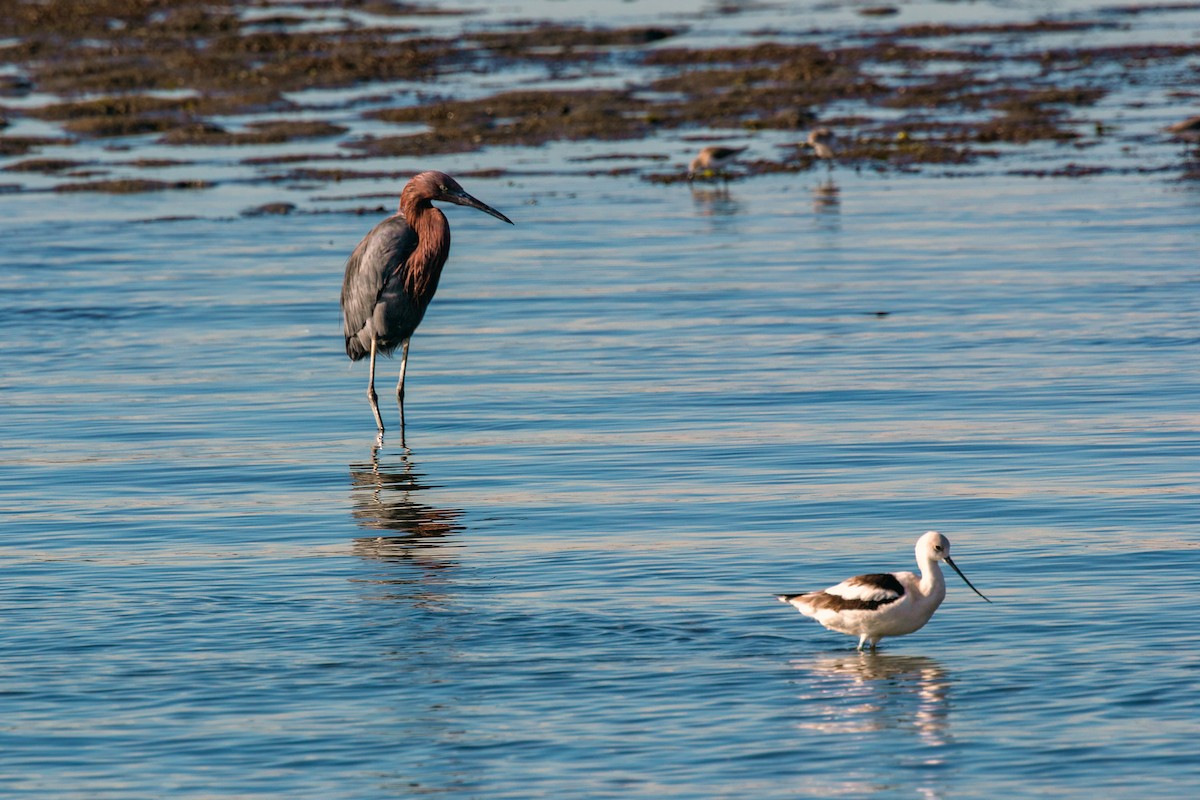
(348, 447, 465, 602)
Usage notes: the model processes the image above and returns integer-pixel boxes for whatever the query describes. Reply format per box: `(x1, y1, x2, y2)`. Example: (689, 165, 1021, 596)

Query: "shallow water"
(3, 1, 1200, 798)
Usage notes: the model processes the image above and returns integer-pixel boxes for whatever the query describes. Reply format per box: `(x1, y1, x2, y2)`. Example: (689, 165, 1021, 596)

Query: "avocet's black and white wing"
(777, 572, 906, 612)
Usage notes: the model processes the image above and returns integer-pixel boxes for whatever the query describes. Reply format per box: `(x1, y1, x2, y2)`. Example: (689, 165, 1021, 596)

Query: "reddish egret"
(806, 127, 837, 165)
(341, 170, 513, 436)
(688, 145, 747, 180)
(776, 531, 990, 651)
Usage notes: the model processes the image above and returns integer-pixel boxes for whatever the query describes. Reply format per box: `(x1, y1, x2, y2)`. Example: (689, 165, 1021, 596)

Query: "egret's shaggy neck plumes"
(397, 172, 454, 300)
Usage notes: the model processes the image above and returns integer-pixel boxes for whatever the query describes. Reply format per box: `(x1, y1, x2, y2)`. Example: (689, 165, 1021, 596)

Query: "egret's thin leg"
(395, 338, 410, 440)
(367, 335, 385, 434)
(396, 338, 410, 404)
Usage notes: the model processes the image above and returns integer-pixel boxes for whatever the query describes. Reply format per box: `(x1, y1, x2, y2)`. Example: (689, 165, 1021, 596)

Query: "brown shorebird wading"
(688, 145, 748, 180)
(807, 127, 838, 165)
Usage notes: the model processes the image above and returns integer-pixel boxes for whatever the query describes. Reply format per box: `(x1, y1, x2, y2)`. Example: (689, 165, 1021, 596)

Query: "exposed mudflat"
(2, 0, 1198, 195)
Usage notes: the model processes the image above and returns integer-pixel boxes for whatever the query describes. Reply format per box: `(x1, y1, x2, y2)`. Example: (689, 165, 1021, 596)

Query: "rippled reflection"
(811, 179, 840, 234)
(690, 184, 742, 219)
(348, 447, 465, 602)
(790, 652, 950, 748)
(785, 652, 952, 798)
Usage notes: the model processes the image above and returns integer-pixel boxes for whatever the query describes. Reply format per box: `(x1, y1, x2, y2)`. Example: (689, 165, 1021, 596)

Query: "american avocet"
(688, 145, 748, 180)
(776, 531, 990, 651)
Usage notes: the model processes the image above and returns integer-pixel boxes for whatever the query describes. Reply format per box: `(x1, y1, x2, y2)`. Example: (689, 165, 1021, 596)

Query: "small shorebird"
(688, 145, 747, 180)
(806, 127, 838, 162)
(1166, 115, 1200, 144)
(776, 531, 991, 651)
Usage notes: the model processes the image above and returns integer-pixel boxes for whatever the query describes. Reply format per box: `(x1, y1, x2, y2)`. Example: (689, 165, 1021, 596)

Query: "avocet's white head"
(916, 530, 950, 562)
(917, 530, 991, 602)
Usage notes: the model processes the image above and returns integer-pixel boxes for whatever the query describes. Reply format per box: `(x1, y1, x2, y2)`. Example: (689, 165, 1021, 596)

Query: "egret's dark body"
(342, 214, 439, 361)
(340, 170, 512, 436)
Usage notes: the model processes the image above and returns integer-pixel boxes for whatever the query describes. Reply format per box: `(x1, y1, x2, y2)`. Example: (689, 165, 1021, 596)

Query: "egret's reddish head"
(401, 171, 513, 225)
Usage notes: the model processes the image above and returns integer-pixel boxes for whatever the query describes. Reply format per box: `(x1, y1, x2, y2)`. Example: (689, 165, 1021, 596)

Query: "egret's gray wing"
(341, 215, 417, 361)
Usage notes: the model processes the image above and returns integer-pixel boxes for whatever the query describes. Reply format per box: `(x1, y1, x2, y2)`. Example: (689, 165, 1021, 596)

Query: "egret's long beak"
(447, 189, 514, 225)
(945, 555, 991, 603)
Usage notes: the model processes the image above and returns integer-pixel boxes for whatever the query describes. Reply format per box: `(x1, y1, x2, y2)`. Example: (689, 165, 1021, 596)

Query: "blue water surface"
(2, 1, 1200, 797)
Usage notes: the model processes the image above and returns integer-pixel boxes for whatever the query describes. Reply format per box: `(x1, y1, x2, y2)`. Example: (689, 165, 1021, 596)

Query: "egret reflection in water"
(348, 447, 465, 584)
